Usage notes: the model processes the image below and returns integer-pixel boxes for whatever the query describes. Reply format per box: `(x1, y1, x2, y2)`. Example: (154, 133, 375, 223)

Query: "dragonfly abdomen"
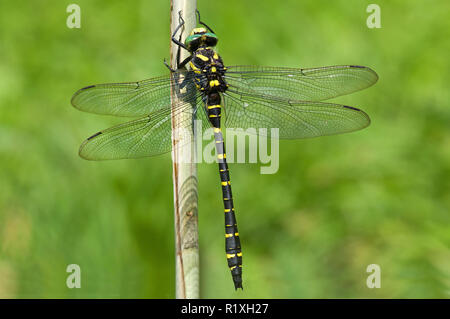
(206, 92, 222, 128)
(213, 126, 243, 290)
(205, 87, 243, 289)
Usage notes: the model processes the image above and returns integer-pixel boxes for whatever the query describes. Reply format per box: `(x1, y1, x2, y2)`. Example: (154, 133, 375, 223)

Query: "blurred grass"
(0, 0, 449, 298)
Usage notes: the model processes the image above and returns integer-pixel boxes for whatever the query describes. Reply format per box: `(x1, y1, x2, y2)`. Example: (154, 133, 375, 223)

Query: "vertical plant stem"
(170, 0, 199, 299)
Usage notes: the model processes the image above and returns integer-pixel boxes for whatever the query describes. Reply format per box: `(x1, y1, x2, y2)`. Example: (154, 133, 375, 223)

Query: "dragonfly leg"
(163, 58, 176, 72)
(178, 55, 192, 69)
(164, 55, 191, 71)
(171, 11, 188, 51)
(196, 10, 215, 33)
(168, 10, 193, 70)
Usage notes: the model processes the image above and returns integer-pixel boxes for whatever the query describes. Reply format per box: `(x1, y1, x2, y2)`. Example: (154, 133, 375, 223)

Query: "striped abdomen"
(207, 93, 243, 290)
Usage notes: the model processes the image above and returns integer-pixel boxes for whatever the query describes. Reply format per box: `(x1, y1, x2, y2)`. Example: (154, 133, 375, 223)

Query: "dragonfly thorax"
(190, 47, 228, 95)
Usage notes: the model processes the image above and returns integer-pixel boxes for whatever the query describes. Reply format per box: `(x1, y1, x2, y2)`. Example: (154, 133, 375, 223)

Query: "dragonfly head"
(185, 27, 218, 51)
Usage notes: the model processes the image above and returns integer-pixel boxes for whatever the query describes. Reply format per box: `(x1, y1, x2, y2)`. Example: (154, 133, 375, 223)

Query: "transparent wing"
(224, 65, 378, 102)
(79, 94, 210, 160)
(71, 71, 195, 117)
(223, 90, 370, 139)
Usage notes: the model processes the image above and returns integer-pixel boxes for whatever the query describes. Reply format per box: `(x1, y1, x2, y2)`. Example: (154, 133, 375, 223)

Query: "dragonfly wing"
(80, 111, 173, 160)
(223, 90, 370, 139)
(225, 65, 378, 102)
(79, 93, 207, 160)
(71, 71, 195, 117)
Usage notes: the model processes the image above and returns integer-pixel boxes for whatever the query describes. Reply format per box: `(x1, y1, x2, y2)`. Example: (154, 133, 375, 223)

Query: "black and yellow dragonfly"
(71, 12, 378, 290)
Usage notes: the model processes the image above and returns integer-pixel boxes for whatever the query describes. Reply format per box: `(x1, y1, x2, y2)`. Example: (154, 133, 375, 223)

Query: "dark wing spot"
(82, 85, 96, 90)
(87, 131, 102, 140)
(343, 105, 362, 111)
(349, 65, 365, 69)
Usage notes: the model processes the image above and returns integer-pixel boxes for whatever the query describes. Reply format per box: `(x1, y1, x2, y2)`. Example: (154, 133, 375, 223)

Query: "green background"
(0, 0, 449, 298)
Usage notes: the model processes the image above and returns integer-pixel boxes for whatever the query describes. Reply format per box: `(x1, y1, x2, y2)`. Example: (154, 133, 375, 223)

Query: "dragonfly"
(71, 11, 378, 290)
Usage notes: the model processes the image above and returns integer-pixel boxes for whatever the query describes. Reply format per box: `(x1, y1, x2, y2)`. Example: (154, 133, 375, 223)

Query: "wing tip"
(71, 85, 97, 108)
(78, 142, 92, 161)
(349, 65, 379, 84)
(343, 104, 371, 128)
(78, 131, 102, 161)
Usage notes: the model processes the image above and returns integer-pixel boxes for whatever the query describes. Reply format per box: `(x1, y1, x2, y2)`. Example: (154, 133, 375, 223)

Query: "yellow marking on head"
(190, 27, 207, 35)
(197, 54, 209, 61)
(211, 66, 217, 73)
(213, 53, 219, 59)
(214, 80, 220, 86)
(226, 253, 236, 259)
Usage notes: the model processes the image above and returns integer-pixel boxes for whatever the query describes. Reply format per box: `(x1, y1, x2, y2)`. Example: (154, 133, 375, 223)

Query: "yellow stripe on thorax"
(197, 54, 209, 61)
(209, 80, 220, 87)
(189, 61, 199, 71)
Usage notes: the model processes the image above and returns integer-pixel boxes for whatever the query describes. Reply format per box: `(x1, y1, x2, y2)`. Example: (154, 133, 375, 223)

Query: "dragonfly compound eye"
(185, 28, 218, 51)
